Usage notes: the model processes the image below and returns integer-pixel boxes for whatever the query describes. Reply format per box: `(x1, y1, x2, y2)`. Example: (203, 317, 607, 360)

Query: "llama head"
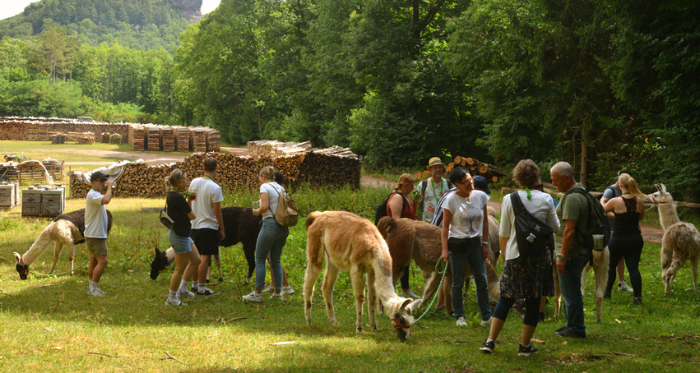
(649, 183, 672, 205)
(150, 248, 171, 280)
(14, 252, 28, 280)
(386, 297, 423, 342)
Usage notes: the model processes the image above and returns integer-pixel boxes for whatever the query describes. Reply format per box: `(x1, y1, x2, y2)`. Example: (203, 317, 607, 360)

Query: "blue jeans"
(449, 237, 492, 320)
(558, 248, 591, 334)
(255, 217, 289, 291)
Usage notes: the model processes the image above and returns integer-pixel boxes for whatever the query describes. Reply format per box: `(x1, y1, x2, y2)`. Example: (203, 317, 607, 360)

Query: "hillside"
(0, 0, 200, 52)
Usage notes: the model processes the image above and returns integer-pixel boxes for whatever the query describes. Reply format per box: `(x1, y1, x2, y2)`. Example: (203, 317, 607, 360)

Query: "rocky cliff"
(170, 0, 203, 23)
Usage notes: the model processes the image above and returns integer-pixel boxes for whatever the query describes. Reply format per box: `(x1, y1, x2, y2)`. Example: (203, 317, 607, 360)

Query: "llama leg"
(322, 263, 340, 326)
(595, 249, 610, 323)
(68, 242, 76, 275)
(553, 267, 561, 318)
(691, 256, 699, 293)
(349, 266, 366, 332)
(580, 264, 591, 296)
(367, 270, 377, 331)
(303, 261, 322, 325)
(421, 271, 440, 308)
(50, 242, 63, 274)
(243, 240, 256, 284)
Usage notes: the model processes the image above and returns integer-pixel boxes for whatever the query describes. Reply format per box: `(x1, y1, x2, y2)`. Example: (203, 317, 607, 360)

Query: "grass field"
(2, 182, 700, 373)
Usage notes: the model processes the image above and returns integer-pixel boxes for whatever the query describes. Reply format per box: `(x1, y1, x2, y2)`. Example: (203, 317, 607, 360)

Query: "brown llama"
(648, 184, 700, 295)
(303, 211, 422, 341)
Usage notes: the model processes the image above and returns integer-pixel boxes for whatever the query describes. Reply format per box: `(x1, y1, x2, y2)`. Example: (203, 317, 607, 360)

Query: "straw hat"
(427, 157, 444, 170)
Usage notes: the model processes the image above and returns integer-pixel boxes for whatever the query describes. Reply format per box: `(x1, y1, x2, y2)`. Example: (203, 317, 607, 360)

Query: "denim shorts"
(169, 229, 193, 254)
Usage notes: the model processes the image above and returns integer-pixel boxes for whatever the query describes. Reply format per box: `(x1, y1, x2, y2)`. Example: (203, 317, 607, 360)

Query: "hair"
(165, 168, 187, 189)
(260, 166, 275, 181)
(550, 161, 575, 179)
(449, 167, 470, 185)
(203, 157, 217, 172)
(617, 173, 645, 197)
(395, 173, 415, 190)
(274, 170, 285, 186)
(512, 159, 541, 188)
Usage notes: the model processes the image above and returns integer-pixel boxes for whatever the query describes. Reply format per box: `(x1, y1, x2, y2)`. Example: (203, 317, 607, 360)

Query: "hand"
(219, 229, 226, 241)
(441, 250, 449, 263)
(252, 208, 260, 216)
(556, 258, 566, 274)
(106, 180, 115, 189)
(481, 243, 489, 261)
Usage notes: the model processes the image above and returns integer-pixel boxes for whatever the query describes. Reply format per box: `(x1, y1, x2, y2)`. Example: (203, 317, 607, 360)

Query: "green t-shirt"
(555, 184, 590, 259)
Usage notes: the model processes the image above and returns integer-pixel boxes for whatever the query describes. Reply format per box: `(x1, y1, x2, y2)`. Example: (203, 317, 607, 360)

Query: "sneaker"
(88, 288, 105, 297)
(456, 316, 468, 326)
(270, 293, 284, 300)
(555, 326, 586, 339)
(281, 285, 295, 295)
(198, 288, 216, 296)
(242, 291, 263, 303)
(633, 297, 642, 306)
(261, 285, 274, 293)
(480, 340, 495, 354)
(178, 289, 196, 299)
(554, 325, 567, 333)
(481, 316, 493, 327)
(165, 297, 183, 306)
(518, 344, 539, 356)
(618, 280, 634, 293)
(401, 290, 420, 299)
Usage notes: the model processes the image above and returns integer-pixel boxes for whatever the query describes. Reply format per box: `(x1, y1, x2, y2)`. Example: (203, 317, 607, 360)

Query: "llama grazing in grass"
(648, 184, 700, 295)
(303, 211, 422, 342)
(14, 209, 113, 279)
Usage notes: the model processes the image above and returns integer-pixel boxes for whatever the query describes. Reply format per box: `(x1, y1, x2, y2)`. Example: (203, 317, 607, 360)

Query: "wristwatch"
(556, 253, 565, 260)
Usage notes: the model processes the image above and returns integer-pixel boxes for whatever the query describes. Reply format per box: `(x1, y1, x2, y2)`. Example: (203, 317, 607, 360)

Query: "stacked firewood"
(161, 126, 175, 152)
(191, 128, 208, 152)
(129, 124, 145, 150)
(295, 151, 361, 189)
(147, 125, 161, 151)
(109, 134, 122, 144)
(206, 129, 220, 152)
(248, 140, 313, 158)
(101, 133, 111, 143)
(174, 127, 190, 152)
(27, 123, 50, 140)
(451, 156, 506, 183)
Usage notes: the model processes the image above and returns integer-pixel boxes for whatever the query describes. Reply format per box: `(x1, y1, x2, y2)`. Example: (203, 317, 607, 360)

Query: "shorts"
(85, 237, 108, 257)
(169, 230, 194, 254)
(192, 228, 220, 256)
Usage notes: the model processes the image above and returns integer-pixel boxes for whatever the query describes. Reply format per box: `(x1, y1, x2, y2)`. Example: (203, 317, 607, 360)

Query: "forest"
(0, 0, 698, 198)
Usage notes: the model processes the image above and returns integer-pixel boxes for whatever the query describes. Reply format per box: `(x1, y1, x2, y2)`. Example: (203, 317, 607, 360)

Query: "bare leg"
(184, 244, 201, 281)
(91, 255, 108, 283)
(488, 317, 505, 341)
(198, 254, 210, 286)
(170, 252, 189, 292)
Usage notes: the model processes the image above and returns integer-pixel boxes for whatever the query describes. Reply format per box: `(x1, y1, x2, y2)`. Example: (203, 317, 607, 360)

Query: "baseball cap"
(473, 175, 491, 194)
(613, 169, 632, 180)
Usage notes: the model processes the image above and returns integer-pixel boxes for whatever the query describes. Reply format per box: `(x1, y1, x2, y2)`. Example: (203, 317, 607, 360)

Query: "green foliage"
(0, 79, 83, 117)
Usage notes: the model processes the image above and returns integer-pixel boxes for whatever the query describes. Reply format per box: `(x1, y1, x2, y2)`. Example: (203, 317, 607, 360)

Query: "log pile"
(65, 132, 95, 144)
(247, 140, 312, 158)
(101, 132, 111, 143)
(147, 125, 161, 151)
(192, 128, 207, 152)
(42, 158, 64, 181)
(174, 127, 190, 152)
(109, 134, 122, 144)
(161, 126, 175, 152)
(129, 124, 145, 150)
(206, 129, 220, 152)
(451, 156, 506, 183)
(27, 123, 49, 140)
(49, 134, 66, 144)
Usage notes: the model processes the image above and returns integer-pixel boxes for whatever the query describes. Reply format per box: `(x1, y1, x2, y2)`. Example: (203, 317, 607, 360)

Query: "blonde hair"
(395, 173, 415, 190)
(165, 168, 187, 189)
(260, 166, 275, 181)
(617, 173, 644, 197)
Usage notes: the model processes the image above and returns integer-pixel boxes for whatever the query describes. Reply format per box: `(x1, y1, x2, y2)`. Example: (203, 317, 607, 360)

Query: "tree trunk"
(257, 106, 263, 140)
(580, 121, 588, 187)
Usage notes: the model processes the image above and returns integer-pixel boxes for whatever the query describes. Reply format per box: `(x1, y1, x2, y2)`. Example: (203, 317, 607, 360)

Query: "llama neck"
(658, 199, 680, 231)
(22, 228, 54, 265)
(371, 257, 402, 304)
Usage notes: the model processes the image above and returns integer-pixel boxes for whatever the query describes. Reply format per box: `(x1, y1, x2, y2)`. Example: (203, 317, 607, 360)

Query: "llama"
(552, 247, 609, 323)
(14, 209, 113, 279)
(648, 184, 700, 295)
(303, 211, 422, 342)
(376, 216, 501, 311)
(150, 206, 261, 282)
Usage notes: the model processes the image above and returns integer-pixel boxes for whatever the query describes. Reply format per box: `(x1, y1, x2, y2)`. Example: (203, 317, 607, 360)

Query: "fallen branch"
(26, 284, 57, 290)
(164, 351, 185, 365)
(89, 351, 186, 364)
(89, 352, 129, 358)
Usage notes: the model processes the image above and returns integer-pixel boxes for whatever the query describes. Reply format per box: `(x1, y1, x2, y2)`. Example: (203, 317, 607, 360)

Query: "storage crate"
(22, 188, 42, 204)
(41, 188, 65, 217)
(22, 202, 42, 217)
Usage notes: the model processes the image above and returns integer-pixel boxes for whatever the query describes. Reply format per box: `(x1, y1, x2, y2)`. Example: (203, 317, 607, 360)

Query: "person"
(261, 171, 295, 295)
(440, 167, 493, 327)
(472, 175, 492, 196)
(601, 169, 635, 293)
(480, 160, 559, 356)
(85, 171, 114, 297)
(416, 157, 453, 223)
(387, 173, 419, 299)
(164, 169, 202, 306)
(550, 161, 590, 339)
(189, 158, 225, 296)
(243, 166, 290, 302)
(602, 173, 646, 305)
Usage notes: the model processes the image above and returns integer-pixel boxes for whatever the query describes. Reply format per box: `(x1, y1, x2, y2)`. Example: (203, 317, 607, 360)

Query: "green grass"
(2, 186, 700, 372)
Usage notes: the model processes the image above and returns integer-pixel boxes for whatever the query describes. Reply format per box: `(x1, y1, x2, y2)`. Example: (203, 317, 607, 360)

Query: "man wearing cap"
(601, 169, 634, 293)
(416, 157, 454, 223)
(85, 171, 114, 297)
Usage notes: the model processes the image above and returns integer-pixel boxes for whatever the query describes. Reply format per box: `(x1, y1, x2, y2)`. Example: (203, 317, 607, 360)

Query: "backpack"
(510, 192, 555, 257)
(418, 179, 454, 221)
(268, 183, 299, 227)
(374, 191, 404, 226)
(561, 187, 611, 252)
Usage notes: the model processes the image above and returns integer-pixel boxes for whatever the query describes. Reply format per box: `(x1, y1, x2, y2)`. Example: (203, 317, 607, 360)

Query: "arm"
(556, 219, 578, 274)
(481, 204, 489, 260)
(388, 193, 403, 219)
(499, 236, 508, 263)
(441, 209, 452, 263)
(637, 197, 645, 221)
(253, 192, 270, 216)
(213, 202, 225, 240)
(187, 211, 196, 220)
(101, 180, 114, 205)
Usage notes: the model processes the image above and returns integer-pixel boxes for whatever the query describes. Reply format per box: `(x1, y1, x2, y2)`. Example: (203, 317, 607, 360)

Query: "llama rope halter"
(392, 318, 411, 329)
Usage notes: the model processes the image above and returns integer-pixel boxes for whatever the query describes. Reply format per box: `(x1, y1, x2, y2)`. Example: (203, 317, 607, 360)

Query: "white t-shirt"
(443, 190, 490, 239)
(260, 182, 285, 219)
(189, 177, 224, 230)
(499, 190, 560, 260)
(85, 189, 109, 238)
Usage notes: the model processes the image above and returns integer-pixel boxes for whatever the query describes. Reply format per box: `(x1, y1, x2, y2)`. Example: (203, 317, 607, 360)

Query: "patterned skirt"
(500, 251, 554, 299)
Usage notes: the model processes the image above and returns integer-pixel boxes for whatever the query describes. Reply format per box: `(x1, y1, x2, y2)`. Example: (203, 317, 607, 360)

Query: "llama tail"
(305, 211, 321, 230)
(19, 223, 56, 266)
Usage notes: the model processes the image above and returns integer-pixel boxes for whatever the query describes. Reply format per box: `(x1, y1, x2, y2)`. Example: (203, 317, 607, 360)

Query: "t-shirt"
(499, 190, 560, 260)
(555, 184, 590, 258)
(419, 178, 451, 223)
(442, 190, 489, 239)
(85, 189, 108, 239)
(260, 182, 285, 219)
(166, 191, 193, 237)
(189, 177, 224, 230)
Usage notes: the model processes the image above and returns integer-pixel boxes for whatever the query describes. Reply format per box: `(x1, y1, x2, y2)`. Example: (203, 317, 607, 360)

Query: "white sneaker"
(270, 293, 284, 300)
(178, 289, 196, 299)
(481, 316, 493, 327)
(242, 291, 263, 303)
(618, 280, 634, 293)
(261, 285, 274, 293)
(281, 285, 295, 295)
(165, 297, 184, 306)
(401, 290, 420, 299)
(88, 288, 106, 297)
(456, 316, 468, 326)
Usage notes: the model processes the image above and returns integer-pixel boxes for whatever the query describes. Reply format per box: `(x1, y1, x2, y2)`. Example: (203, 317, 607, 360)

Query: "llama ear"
(655, 184, 662, 193)
(660, 183, 667, 193)
(399, 298, 413, 311)
(13, 252, 22, 264)
(406, 299, 422, 313)
(154, 248, 161, 255)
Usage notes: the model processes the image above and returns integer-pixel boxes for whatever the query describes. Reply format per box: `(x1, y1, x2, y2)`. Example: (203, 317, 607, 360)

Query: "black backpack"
(562, 187, 611, 252)
(510, 192, 555, 257)
(375, 191, 404, 226)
